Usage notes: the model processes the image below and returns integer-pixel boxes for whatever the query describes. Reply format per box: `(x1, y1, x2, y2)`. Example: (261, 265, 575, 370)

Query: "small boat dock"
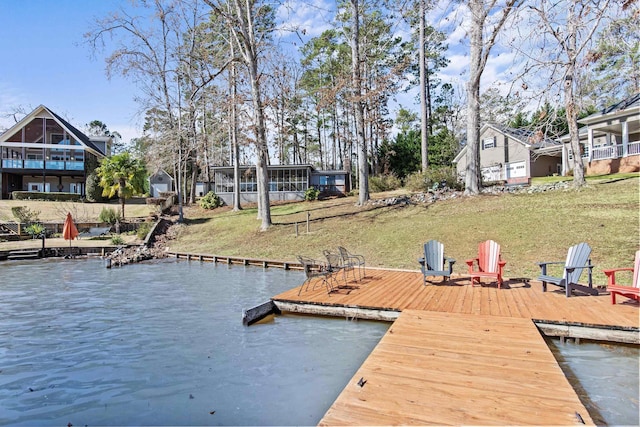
(170, 253, 637, 424)
(270, 267, 637, 425)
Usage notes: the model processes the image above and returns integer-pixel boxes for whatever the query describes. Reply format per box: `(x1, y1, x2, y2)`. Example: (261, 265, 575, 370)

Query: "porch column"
(562, 143, 568, 176)
(587, 127, 594, 162)
(622, 121, 629, 157)
(608, 133, 617, 159)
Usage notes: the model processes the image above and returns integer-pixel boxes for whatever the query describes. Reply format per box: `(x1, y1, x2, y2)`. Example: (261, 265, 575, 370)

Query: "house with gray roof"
(453, 124, 562, 185)
(0, 105, 110, 199)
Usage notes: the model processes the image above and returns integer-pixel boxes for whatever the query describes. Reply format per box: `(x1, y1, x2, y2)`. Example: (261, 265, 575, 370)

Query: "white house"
(558, 93, 640, 175)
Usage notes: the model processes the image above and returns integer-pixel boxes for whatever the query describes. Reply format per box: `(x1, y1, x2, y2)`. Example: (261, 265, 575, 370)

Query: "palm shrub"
(25, 223, 45, 239)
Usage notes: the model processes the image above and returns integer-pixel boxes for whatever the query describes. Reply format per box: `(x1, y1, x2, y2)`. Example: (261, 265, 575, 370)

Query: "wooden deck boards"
(319, 310, 595, 426)
(273, 269, 639, 329)
(272, 268, 637, 425)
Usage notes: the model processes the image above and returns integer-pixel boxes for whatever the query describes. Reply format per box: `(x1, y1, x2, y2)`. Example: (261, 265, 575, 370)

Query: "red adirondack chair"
(465, 240, 506, 288)
(604, 250, 640, 304)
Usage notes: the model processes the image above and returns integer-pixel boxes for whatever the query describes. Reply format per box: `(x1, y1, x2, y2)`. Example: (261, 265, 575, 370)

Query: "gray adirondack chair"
(537, 242, 598, 297)
(418, 240, 456, 285)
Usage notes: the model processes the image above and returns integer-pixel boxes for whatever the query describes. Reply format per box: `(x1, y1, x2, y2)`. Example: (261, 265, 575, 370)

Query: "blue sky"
(0, 0, 518, 144)
(0, 0, 143, 142)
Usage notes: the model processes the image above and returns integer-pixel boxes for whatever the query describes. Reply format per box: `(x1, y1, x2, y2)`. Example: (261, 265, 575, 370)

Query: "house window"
(28, 182, 50, 192)
(504, 137, 509, 162)
(482, 137, 496, 149)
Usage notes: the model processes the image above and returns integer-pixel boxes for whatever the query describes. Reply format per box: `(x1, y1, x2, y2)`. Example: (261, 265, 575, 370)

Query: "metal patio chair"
(338, 246, 366, 281)
(296, 255, 336, 295)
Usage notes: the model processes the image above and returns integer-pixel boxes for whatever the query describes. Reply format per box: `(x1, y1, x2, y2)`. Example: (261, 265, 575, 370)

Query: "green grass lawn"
(170, 174, 640, 286)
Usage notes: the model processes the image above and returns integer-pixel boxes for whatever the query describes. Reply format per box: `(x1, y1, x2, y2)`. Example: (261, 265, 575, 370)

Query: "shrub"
(85, 172, 103, 202)
(304, 187, 320, 201)
(11, 206, 40, 223)
(110, 235, 125, 245)
(136, 221, 154, 240)
(199, 191, 223, 209)
(24, 223, 45, 238)
(11, 191, 83, 202)
(404, 167, 463, 192)
(99, 207, 121, 224)
(369, 175, 402, 193)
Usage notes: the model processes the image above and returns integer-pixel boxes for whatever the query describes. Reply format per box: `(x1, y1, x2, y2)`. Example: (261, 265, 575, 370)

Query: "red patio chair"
(465, 240, 506, 288)
(604, 250, 640, 304)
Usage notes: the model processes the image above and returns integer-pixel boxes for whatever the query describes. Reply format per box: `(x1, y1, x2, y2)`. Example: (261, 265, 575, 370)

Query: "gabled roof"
(579, 92, 640, 124)
(149, 169, 174, 181)
(0, 105, 106, 157)
(558, 93, 640, 141)
(453, 123, 561, 162)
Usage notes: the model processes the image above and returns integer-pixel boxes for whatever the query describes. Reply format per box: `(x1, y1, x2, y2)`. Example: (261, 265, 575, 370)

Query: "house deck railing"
(587, 141, 640, 161)
(1, 159, 84, 171)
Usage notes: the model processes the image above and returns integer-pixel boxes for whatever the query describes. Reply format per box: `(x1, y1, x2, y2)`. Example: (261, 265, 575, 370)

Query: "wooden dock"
(268, 268, 637, 425)
(170, 251, 300, 270)
(319, 310, 595, 426)
(162, 254, 637, 425)
(272, 268, 639, 343)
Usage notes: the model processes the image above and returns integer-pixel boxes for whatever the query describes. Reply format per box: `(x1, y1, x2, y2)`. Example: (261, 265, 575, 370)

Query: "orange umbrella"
(63, 212, 79, 256)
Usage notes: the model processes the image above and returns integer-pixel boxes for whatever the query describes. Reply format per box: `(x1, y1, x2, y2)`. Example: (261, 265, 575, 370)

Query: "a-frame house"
(0, 105, 111, 199)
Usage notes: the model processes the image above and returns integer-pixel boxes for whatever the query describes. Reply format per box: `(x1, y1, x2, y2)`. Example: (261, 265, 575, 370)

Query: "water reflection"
(0, 258, 388, 426)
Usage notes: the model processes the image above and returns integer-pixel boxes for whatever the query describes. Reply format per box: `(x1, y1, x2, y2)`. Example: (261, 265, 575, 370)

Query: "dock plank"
(319, 310, 594, 426)
(274, 270, 639, 330)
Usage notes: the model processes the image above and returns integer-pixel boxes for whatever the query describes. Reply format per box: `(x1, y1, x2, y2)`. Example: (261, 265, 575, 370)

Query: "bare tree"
(419, 0, 429, 172)
(204, 0, 273, 230)
(85, 0, 184, 216)
(350, 0, 369, 205)
(524, 0, 614, 186)
(464, 0, 522, 195)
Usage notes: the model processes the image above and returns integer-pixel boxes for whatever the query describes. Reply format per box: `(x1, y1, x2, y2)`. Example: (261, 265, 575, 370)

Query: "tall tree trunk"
(564, 0, 586, 186)
(230, 39, 242, 211)
(419, 0, 429, 172)
(350, 0, 369, 205)
(119, 177, 126, 219)
(464, 1, 483, 195)
(247, 57, 271, 230)
(464, 0, 519, 195)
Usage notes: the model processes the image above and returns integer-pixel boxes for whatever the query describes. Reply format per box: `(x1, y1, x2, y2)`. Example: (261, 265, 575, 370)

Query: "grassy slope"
(170, 174, 640, 285)
(0, 198, 154, 222)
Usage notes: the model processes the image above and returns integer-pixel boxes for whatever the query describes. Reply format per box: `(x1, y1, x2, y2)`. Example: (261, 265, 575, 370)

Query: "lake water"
(0, 258, 637, 426)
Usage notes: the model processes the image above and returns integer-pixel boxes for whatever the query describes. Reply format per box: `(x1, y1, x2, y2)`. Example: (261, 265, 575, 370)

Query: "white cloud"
(276, 0, 335, 39)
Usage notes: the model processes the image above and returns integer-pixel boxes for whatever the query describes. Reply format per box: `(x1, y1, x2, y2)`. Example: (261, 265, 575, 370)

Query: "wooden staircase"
(7, 249, 41, 260)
